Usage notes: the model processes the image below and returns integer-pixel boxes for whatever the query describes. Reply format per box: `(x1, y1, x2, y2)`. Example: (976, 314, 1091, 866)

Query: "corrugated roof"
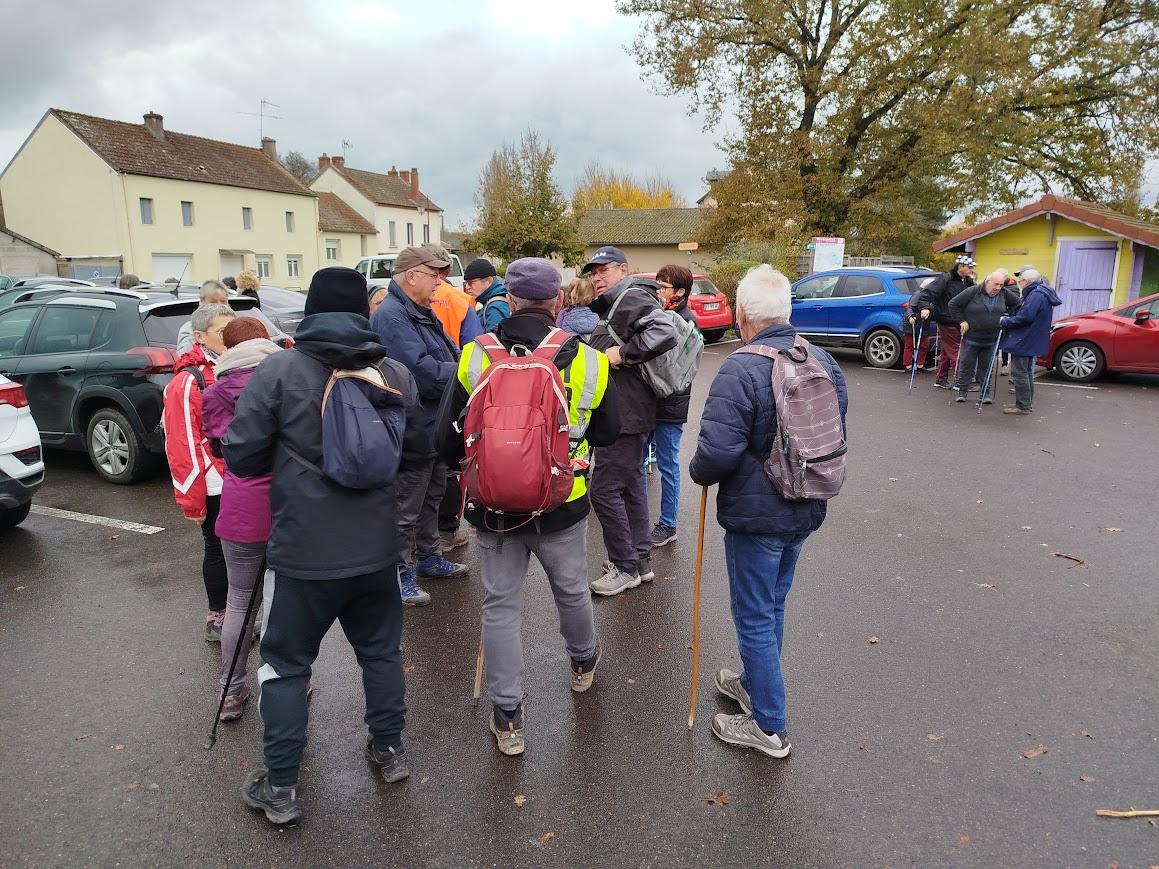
(577, 208, 705, 245)
(337, 166, 442, 212)
(934, 195, 1159, 252)
(317, 192, 376, 234)
(50, 109, 314, 197)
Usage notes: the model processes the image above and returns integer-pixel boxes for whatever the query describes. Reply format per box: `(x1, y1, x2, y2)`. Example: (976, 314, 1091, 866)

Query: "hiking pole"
(205, 560, 265, 750)
(472, 629, 484, 705)
(976, 330, 1003, 413)
(688, 486, 709, 730)
(907, 321, 922, 394)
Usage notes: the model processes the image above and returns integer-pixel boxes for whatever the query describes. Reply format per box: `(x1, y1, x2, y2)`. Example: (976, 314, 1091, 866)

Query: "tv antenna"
(238, 98, 282, 139)
(341, 139, 353, 159)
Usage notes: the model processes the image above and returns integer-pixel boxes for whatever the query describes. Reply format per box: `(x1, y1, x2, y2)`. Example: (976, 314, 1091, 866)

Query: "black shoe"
(242, 768, 301, 825)
(933, 380, 951, 389)
(637, 556, 656, 582)
(366, 736, 410, 783)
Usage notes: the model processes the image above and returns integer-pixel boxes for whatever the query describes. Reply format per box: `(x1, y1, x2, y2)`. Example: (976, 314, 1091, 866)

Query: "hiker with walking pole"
(904, 277, 936, 389)
(975, 332, 1003, 412)
(689, 265, 848, 759)
(947, 270, 1020, 406)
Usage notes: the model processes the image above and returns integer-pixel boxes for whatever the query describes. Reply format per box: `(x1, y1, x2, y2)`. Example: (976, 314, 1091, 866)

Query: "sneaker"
(714, 668, 752, 714)
(1009, 385, 1016, 394)
(205, 610, 224, 643)
(955, 392, 967, 403)
(981, 396, 993, 405)
(650, 523, 677, 547)
(398, 568, 432, 607)
(711, 713, 791, 759)
(570, 642, 601, 693)
(933, 380, 951, 390)
(365, 736, 410, 783)
(241, 768, 301, 825)
(439, 527, 470, 552)
(1000, 365, 1010, 376)
(416, 553, 468, 579)
(490, 704, 525, 756)
(218, 684, 252, 722)
(1003, 405, 1031, 415)
(590, 564, 641, 597)
(637, 556, 656, 582)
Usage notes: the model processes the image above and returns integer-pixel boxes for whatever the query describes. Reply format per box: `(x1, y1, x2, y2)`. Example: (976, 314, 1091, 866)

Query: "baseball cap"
(1013, 264, 1036, 276)
(581, 246, 628, 274)
(393, 245, 450, 274)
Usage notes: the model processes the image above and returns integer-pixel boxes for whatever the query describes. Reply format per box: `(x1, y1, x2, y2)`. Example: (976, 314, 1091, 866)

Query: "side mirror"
(1135, 309, 1151, 324)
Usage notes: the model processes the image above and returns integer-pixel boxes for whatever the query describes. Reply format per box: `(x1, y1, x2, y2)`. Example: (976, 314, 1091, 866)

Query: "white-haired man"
(690, 265, 848, 759)
(999, 266, 1061, 414)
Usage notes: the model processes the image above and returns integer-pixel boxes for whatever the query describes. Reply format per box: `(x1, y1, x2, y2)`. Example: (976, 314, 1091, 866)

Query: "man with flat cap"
(224, 267, 422, 824)
(437, 257, 621, 756)
(372, 246, 469, 606)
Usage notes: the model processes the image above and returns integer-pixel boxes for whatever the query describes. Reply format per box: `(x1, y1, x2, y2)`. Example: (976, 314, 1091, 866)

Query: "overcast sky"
(0, 0, 730, 228)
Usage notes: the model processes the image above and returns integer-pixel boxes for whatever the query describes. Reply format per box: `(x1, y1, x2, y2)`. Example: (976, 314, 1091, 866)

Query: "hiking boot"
(241, 768, 301, 825)
(955, 392, 967, 403)
(933, 380, 951, 390)
(440, 527, 470, 552)
(711, 713, 792, 759)
(417, 553, 468, 580)
(714, 668, 752, 714)
(570, 642, 601, 693)
(590, 564, 641, 597)
(1003, 405, 1031, 415)
(398, 568, 432, 607)
(637, 556, 656, 582)
(365, 736, 410, 783)
(205, 610, 224, 643)
(218, 684, 252, 722)
(650, 523, 677, 547)
(490, 704, 525, 756)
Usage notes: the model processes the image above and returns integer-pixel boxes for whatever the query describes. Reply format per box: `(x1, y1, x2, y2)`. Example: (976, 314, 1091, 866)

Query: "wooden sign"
(999, 248, 1029, 256)
(678, 242, 699, 251)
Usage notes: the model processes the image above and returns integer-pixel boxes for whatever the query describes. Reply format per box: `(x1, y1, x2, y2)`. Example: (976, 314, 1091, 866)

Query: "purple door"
(1055, 240, 1118, 319)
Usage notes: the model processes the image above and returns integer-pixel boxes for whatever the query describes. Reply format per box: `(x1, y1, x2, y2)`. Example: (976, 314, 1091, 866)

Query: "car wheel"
(702, 328, 727, 344)
(86, 408, 151, 484)
(0, 501, 32, 530)
(864, 329, 902, 368)
(1055, 340, 1105, 383)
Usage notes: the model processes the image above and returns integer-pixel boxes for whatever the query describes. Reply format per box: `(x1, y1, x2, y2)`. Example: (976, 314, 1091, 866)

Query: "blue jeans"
(723, 531, 808, 733)
(1010, 355, 1035, 410)
(644, 423, 683, 528)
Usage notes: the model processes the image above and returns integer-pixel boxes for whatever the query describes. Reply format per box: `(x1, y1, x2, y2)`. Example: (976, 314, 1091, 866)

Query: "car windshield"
(691, 279, 719, 296)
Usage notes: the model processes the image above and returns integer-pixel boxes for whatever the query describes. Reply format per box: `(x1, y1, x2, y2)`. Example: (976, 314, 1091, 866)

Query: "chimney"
(409, 167, 419, 203)
(143, 112, 164, 141)
(332, 155, 345, 170)
(388, 166, 399, 178)
(318, 153, 331, 172)
(261, 137, 277, 160)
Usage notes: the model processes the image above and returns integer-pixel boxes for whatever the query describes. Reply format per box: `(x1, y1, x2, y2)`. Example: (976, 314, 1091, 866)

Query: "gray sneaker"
(714, 668, 752, 713)
(241, 768, 301, 825)
(490, 704, 525, 756)
(711, 713, 791, 759)
(637, 556, 655, 582)
(365, 736, 410, 783)
(570, 642, 601, 693)
(650, 523, 677, 547)
(440, 527, 470, 551)
(590, 564, 641, 597)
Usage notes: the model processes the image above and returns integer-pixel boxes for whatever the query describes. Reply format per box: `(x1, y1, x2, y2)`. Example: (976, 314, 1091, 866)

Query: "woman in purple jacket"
(202, 317, 281, 721)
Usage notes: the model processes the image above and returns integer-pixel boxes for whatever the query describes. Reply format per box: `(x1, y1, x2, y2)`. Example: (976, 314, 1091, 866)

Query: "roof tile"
(337, 166, 441, 212)
(316, 192, 376, 234)
(577, 208, 705, 246)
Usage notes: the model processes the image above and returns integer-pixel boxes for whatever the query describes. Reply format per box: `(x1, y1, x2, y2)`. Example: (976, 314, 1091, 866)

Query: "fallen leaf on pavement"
(1021, 526, 1032, 531)
(888, 477, 898, 482)
(857, 743, 871, 752)
(1093, 443, 1100, 447)
(928, 755, 944, 765)
(1080, 729, 1094, 739)
(976, 500, 984, 504)
(627, 678, 636, 685)
(514, 794, 527, 808)
(663, 575, 677, 581)
(402, 664, 415, 673)
(927, 732, 944, 742)
(540, 832, 555, 844)
(958, 833, 971, 847)
(114, 744, 125, 751)
(1020, 744, 1049, 759)
(686, 644, 694, 650)
(868, 635, 880, 645)
(110, 534, 119, 540)
(1149, 819, 1158, 828)
(1103, 527, 1123, 533)
(238, 760, 249, 770)
(816, 632, 824, 639)
(973, 583, 997, 589)
(1053, 552, 1087, 569)
(1079, 775, 1095, 783)
(706, 791, 732, 806)
(126, 781, 139, 790)
(75, 733, 92, 741)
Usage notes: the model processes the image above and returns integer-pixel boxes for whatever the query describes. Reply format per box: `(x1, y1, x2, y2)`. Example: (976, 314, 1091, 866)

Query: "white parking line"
(1039, 381, 1098, 390)
(30, 505, 165, 535)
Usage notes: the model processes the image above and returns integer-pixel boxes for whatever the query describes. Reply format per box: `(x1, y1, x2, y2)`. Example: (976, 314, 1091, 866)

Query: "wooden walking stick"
(687, 485, 709, 730)
(472, 630, 484, 704)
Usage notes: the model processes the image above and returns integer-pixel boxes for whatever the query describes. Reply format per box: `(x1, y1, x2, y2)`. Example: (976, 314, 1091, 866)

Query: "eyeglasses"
(411, 269, 440, 280)
(590, 263, 624, 278)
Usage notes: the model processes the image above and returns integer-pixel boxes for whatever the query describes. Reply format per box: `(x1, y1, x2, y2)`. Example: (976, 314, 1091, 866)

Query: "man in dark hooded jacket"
(224, 267, 422, 825)
(1000, 266, 1063, 414)
(917, 255, 976, 388)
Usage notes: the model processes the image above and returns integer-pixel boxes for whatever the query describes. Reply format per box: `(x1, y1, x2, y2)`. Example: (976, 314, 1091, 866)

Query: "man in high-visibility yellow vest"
(436, 257, 622, 757)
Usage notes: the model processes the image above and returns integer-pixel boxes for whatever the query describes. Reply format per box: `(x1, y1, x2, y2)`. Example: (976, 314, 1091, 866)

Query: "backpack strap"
(475, 333, 510, 362)
(179, 365, 206, 391)
(531, 328, 569, 363)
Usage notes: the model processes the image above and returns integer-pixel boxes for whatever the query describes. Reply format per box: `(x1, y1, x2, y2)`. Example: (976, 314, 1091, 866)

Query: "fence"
(795, 253, 916, 274)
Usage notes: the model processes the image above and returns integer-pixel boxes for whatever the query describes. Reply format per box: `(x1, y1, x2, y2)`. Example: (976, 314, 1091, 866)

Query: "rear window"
(691, 278, 719, 296)
(142, 308, 191, 346)
(893, 277, 928, 296)
(449, 256, 463, 278)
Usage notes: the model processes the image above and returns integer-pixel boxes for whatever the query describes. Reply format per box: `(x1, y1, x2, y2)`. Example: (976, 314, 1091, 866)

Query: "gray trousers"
(396, 458, 447, 569)
(477, 519, 598, 709)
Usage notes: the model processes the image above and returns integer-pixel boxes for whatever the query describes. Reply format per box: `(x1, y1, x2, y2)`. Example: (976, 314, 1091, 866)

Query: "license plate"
(703, 302, 720, 311)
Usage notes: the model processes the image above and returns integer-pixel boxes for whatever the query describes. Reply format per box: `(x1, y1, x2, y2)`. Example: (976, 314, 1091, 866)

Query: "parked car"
(8, 276, 97, 290)
(631, 272, 734, 343)
(254, 284, 306, 335)
(0, 374, 44, 529)
(0, 288, 259, 484)
(0, 285, 80, 311)
(1038, 292, 1159, 382)
(354, 253, 465, 290)
(788, 267, 935, 368)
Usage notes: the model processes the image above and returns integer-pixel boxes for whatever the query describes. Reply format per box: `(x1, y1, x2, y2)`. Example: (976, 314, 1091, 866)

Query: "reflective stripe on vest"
(457, 338, 609, 502)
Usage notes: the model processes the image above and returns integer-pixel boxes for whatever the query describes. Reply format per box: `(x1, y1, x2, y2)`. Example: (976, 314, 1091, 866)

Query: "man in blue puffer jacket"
(690, 264, 848, 760)
(999, 266, 1062, 414)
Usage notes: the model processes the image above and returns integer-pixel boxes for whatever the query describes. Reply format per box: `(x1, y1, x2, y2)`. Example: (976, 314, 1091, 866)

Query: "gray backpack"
(604, 288, 703, 399)
(736, 336, 847, 501)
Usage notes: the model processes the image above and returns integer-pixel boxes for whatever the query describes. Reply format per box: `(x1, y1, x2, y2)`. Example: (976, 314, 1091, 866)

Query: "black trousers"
(260, 567, 405, 787)
(200, 495, 228, 612)
(438, 468, 461, 534)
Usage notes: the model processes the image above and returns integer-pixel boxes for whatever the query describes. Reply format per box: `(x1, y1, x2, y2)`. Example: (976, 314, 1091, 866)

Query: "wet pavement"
(2, 345, 1158, 868)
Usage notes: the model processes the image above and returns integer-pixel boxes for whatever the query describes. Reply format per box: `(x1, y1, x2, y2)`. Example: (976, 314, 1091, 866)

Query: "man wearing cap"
(436, 258, 621, 756)
(223, 267, 422, 825)
(582, 246, 678, 597)
(463, 258, 510, 331)
(1000, 266, 1062, 414)
(917, 255, 976, 389)
(372, 247, 469, 607)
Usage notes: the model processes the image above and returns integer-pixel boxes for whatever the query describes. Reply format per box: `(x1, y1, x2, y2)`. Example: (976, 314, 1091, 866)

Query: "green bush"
(708, 240, 803, 307)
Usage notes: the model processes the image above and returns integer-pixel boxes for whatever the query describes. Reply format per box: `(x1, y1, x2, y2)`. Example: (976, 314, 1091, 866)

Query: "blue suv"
(790, 267, 935, 367)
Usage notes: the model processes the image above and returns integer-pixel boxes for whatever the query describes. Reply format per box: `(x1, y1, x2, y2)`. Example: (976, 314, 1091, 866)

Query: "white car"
(0, 374, 44, 529)
(354, 253, 465, 290)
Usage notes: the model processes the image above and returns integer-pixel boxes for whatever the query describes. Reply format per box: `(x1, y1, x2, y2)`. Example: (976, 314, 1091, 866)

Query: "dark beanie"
(464, 258, 498, 282)
(305, 267, 369, 318)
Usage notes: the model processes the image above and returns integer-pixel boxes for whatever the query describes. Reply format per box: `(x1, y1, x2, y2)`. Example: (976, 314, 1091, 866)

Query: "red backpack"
(460, 329, 575, 524)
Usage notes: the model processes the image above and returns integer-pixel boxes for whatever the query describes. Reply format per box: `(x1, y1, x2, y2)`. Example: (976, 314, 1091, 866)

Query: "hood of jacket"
(173, 343, 212, 373)
(1024, 279, 1062, 308)
(476, 280, 508, 306)
(291, 311, 387, 370)
(213, 337, 282, 376)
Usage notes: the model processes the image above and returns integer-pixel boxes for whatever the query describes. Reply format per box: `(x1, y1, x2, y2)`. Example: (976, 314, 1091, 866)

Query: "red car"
(631, 273, 733, 343)
(1039, 292, 1159, 382)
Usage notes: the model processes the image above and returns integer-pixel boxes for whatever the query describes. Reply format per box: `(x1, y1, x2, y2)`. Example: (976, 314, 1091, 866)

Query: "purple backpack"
(735, 336, 847, 501)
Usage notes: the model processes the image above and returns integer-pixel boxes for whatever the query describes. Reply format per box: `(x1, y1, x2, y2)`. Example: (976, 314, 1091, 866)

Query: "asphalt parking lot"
(2, 344, 1157, 868)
